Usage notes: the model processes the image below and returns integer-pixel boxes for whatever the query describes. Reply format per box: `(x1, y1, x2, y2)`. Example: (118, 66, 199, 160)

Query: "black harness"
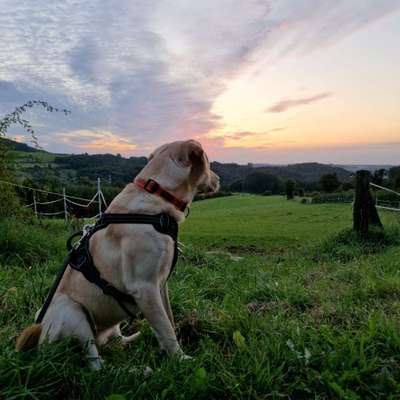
(35, 213, 178, 324)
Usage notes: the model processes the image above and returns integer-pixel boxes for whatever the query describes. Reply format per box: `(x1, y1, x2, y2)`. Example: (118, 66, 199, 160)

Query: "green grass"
(1, 195, 400, 399)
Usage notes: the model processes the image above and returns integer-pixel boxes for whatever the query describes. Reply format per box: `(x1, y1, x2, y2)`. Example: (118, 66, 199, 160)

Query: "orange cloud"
(55, 130, 137, 154)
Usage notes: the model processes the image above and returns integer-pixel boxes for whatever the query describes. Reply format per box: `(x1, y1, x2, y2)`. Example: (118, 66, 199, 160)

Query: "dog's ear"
(177, 140, 204, 167)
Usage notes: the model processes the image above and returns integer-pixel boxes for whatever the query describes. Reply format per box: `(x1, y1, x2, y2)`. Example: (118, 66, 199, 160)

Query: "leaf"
(191, 367, 208, 392)
(105, 395, 126, 400)
(286, 339, 295, 351)
(304, 348, 312, 365)
(233, 330, 247, 350)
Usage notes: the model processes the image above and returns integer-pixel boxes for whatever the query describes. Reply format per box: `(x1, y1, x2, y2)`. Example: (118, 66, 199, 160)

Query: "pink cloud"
(266, 92, 333, 113)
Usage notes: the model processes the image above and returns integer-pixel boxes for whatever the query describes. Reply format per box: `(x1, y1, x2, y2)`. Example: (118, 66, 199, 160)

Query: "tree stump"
(353, 170, 383, 235)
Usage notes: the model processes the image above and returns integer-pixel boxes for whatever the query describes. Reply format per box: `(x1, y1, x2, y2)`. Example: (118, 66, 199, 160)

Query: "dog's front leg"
(160, 282, 175, 329)
(133, 283, 183, 355)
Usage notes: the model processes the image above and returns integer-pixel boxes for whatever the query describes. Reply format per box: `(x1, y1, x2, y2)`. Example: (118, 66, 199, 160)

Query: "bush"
(311, 191, 353, 204)
(0, 218, 67, 266)
(0, 185, 21, 217)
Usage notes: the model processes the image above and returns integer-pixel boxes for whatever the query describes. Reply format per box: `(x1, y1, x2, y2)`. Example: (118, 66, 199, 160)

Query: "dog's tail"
(15, 324, 42, 351)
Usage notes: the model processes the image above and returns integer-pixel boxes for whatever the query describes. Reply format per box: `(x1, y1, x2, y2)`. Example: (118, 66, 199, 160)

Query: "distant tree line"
(225, 167, 400, 198)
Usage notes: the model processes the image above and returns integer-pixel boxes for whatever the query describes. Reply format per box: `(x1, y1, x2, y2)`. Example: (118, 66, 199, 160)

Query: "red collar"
(134, 178, 188, 212)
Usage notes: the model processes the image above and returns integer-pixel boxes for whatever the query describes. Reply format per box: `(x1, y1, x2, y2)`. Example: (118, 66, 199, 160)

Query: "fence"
(0, 177, 108, 221)
(309, 184, 400, 211)
(370, 182, 400, 212)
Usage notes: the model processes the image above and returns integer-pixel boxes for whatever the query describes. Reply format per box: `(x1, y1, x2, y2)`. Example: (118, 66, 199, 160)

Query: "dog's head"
(139, 140, 220, 200)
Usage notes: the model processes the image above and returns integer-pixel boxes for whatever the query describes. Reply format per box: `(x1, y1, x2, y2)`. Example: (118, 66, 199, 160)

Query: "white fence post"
(63, 187, 68, 222)
(33, 191, 38, 218)
(97, 177, 102, 215)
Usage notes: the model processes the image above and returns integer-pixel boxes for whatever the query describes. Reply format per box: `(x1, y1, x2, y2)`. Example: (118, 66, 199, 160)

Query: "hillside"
(336, 164, 394, 173)
(3, 138, 351, 188)
(259, 162, 351, 183)
(211, 161, 352, 188)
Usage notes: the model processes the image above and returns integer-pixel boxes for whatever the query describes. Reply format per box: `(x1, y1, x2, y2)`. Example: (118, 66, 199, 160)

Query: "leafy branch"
(0, 100, 71, 147)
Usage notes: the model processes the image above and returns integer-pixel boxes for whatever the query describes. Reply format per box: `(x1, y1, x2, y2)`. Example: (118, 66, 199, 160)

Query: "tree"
(389, 167, 400, 190)
(0, 100, 70, 145)
(229, 180, 243, 192)
(372, 169, 386, 186)
(319, 173, 340, 193)
(342, 181, 354, 191)
(0, 101, 70, 217)
(243, 171, 282, 194)
(285, 180, 295, 200)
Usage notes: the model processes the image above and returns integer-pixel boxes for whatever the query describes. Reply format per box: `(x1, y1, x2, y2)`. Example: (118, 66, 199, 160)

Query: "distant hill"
(2, 138, 356, 189)
(0, 137, 41, 153)
(53, 153, 147, 184)
(211, 161, 352, 188)
(335, 164, 395, 173)
(258, 163, 351, 183)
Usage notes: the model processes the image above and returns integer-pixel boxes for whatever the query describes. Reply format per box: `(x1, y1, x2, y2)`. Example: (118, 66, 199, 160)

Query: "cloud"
(224, 127, 287, 140)
(54, 130, 137, 154)
(0, 1, 399, 154)
(267, 92, 332, 113)
(201, 127, 288, 152)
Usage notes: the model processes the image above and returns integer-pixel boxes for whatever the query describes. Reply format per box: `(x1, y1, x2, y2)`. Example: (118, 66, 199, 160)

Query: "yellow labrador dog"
(16, 139, 219, 369)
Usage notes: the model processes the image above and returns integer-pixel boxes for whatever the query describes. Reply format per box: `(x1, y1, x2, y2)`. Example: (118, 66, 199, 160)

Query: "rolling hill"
(3, 138, 352, 189)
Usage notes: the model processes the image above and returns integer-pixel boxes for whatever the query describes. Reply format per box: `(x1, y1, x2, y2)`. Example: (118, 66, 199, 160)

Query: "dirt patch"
(206, 250, 243, 261)
(225, 244, 267, 256)
(176, 310, 202, 345)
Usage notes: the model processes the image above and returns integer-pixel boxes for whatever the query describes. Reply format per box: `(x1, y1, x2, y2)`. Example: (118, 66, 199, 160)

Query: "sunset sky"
(0, 1, 399, 164)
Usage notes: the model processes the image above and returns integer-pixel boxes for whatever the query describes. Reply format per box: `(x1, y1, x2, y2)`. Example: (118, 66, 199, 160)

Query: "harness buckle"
(144, 179, 159, 194)
(66, 222, 94, 252)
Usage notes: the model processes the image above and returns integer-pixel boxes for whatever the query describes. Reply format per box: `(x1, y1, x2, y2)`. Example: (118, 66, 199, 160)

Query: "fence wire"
(0, 178, 107, 221)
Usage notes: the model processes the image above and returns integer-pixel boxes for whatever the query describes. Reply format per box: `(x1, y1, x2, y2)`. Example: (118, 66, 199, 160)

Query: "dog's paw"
(179, 353, 193, 361)
(88, 356, 104, 371)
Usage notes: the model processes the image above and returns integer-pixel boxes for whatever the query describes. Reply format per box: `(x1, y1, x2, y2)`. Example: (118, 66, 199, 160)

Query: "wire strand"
(0, 179, 99, 203)
(65, 192, 98, 208)
(370, 182, 400, 197)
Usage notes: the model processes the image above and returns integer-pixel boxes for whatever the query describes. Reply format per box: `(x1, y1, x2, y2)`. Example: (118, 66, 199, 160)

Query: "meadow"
(1, 195, 400, 399)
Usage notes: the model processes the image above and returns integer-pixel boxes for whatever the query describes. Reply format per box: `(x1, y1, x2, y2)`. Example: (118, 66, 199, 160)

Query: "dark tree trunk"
(353, 170, 383, 235)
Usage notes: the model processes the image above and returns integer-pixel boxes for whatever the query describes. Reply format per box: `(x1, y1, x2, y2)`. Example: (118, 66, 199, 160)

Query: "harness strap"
(68, 243, 137, 318)
(36, 212, 179, 324)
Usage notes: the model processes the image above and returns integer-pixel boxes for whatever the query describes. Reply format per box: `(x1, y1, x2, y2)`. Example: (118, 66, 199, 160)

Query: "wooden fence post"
(353, 170, 382, 235)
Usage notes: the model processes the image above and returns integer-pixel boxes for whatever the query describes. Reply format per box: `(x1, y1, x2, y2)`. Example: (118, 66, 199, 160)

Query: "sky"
(0, 0, 399, 164)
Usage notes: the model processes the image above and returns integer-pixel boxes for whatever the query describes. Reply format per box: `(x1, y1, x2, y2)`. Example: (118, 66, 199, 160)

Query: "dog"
(16, 139, 220, 369)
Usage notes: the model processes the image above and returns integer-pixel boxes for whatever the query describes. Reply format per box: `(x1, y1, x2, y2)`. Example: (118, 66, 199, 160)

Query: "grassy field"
(1, 195, 400, 399)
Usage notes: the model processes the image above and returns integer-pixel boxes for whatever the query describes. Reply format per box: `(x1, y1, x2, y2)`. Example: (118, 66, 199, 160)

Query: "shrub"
(0, 184, 21, 217)
(311, 191, 353, 204)
(0, 218, 67, 266)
